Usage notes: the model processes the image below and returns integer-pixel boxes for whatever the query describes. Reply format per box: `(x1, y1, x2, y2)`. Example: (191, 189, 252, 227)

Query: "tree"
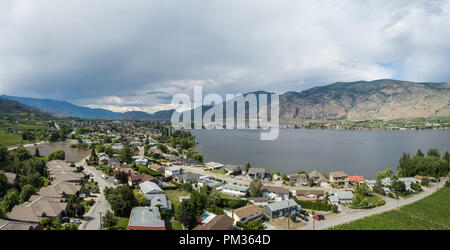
(0, 171, 9, 197)
(0, 145, 8, 161)
(48, 149, 65, 161)
(34, 147, 40, 157)
(391, 180, 406, 195)
(19, 184, 37, 202)
(355, 183, 370, 197)
(249, 178, 262, 197)
(421, 178, 430, 187)
(118, 145, 132, 164)
(427, 148, 440, 158)
(245, 162, 251, 172)
(75, 205, 85, 218)
(0, 189, 20, 212)
(114, 171, 129, 184)
(103, 210, 118, 228)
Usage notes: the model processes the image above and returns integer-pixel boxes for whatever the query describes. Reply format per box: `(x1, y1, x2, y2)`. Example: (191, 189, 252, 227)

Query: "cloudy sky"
(0, 0, 449, 113)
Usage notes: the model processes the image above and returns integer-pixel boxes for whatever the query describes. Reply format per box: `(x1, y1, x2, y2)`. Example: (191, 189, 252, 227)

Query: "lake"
(25, 142, 90, 162)
(190, 129, 450, 178)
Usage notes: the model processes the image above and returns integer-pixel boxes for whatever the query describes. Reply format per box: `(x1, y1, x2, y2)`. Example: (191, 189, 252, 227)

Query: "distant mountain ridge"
(279, 79, 450, 121)
(0, 95, 174, 120)
(2, 79, 449, 121)
(0, 97, 50, 117)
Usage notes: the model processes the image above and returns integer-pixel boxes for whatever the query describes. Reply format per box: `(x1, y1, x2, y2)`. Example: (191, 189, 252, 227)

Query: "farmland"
(330, 185, 450, 230)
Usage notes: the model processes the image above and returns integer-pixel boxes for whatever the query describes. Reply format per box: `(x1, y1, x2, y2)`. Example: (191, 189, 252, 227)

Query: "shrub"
(48, 149, 65, 161)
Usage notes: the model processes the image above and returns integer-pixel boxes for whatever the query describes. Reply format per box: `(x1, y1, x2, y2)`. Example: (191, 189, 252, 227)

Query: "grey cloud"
(0, 0, 449, 112)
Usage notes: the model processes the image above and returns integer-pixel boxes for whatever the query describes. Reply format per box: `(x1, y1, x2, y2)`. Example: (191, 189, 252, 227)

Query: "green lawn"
(165, 189, 190, 208)
(0, 130, 23, 147)
(331, 185, 450, 230)
(166, 220, 184, 230)
(105, 217, 129, 230)
(211, 169, 227, 175)
(218, 193, 243, 201)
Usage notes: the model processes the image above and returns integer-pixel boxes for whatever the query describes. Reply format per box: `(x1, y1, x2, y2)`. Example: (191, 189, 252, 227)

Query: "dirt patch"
(267, 217, 306, 230)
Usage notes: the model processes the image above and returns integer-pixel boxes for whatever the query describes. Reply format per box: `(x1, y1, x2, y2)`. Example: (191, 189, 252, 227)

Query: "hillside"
(0, 95, 173, 120)
(280, 80, 450, 121)
(0, 98, 49, 117)
(330, 184, 450, 230)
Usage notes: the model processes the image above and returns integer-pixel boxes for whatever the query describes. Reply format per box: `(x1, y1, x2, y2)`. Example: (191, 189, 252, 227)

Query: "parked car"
(312, 216, 320, 221)
(79, 193, 86, 198)
(70, 219, 82, 224)
(300, 210, 309, 217)
(102, 174, 108, 179)
(61, 217, 70, 223)
(317, 214, 325, 220)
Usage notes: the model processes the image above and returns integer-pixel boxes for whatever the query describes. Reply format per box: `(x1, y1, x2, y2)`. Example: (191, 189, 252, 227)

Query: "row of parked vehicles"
(298, 210, 325, 222)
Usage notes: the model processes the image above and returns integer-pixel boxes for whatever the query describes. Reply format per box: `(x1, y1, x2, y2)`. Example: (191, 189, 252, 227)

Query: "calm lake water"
(25, 142, 90, 162)
(191, 129, 450, 178)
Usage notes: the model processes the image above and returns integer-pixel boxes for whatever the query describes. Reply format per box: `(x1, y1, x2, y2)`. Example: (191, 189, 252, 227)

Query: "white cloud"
(0, 0, 449, 112)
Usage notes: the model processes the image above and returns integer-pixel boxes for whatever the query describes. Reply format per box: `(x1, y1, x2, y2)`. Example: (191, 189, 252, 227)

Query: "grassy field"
(105, 217, 129, 230)
(0, 130, 23, 147)
(211, 169, 227, 174)
(166, 220, 184, 230)
(331, 185, 450, 230)
(164, 189, 190, 209)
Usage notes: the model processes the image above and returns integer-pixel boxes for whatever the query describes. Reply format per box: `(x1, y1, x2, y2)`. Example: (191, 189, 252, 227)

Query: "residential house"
(295, 189, 325, 201)
(328, 191, 354, 205)
(249, 197, 270, 206)
(264, 199, 300, 219)
(261, 186, 289, 201)
(149, 164, 165, 174)
(224, 164, 241, 173)
(247, 168, 266, 180)
(173, 173, 201, 184)
(5, 196, 67, 223)
(193, 215, 234, 230)
(308, 170, 322, 184)
(165, 166, 182, 177)
(128, 174, 158, 186)
(0, 219, 37, 230)
(329, 171, 349, 186)
(139, 181, 172, 211)
(127, 207, 165, 230)
(289, 174, 308, 185)
(221, 184, 249, 197)
(135, 158, 148, 166)
(205, 162, 224, 170)
(348, 176, 365, 185)
(232, 204, 263, 224)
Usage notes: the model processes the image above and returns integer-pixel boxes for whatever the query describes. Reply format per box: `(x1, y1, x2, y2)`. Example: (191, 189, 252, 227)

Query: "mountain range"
(1, 79, 449, 121)
(0, 95, 174, 120)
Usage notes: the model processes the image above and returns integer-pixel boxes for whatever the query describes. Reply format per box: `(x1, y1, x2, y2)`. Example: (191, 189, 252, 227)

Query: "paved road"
(183, 165, 252, 186)
(78, 156, 117, 230)
(298, 178, 447, 230)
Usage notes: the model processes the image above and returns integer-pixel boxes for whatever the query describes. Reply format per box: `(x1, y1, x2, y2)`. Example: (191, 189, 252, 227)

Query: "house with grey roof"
(247, 168, 266, 180)
(329, 191, 354, 205)
(264, 199, 300, 218)
(261, 186, 289, 201)
(139, 181, 163, 195)
(127, 207, 165, 230)
(173, 173, 201, 184)
(224, 164, 241, 173)
(144, 194, 172, 211)
(221, 184, 249, 197)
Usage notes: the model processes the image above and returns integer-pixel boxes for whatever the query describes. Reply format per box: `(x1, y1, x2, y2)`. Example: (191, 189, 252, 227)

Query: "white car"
(102, 174, 108, 179)
(70, 219, 82, 224)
